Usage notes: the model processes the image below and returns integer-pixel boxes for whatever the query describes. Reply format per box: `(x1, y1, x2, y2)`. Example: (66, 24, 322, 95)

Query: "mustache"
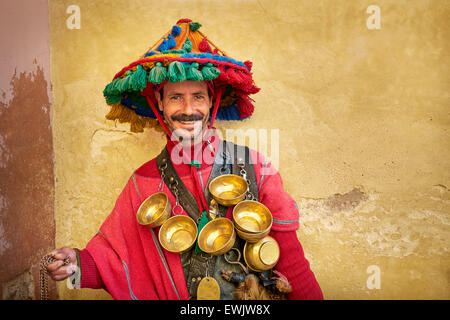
(171, 113, 204, 122)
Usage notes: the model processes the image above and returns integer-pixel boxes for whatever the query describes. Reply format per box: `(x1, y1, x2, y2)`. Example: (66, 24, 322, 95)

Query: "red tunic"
(78, 131, 323, 300)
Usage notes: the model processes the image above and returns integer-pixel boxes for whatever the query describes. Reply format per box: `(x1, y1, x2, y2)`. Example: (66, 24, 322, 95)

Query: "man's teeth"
(179, 120, 195, 124)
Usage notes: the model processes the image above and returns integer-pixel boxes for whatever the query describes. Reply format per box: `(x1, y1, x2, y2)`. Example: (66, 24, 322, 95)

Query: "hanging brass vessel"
(208, 174, 248, 206)
(197, 217, 236, 256)
(158, 215, 198, 253)
(136, 192, 171, 227)
(243, 236, 280, 272)
(232, 200, 273, 234)
(235, 227, 271, 243)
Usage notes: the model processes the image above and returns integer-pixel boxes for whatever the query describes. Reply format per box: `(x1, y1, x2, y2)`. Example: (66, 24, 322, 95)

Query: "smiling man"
(156, 80, 212, 144)
(44, 19, 323, 301)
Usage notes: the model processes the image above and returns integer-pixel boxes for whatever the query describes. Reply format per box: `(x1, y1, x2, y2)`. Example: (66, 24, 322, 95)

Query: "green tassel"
(104, 92, 122, 104)
(201, 63, 220, 81)
(117, 71, 132, 92)
(109, 77, 122, 94)
(103, 80, 117, 97)
(189, 22, 202, 31)
(168, 61, 186, 82)
(148, 62, 167, 84)
(161, 49, 187, 54)
(103, 78, 124, 103)
(195, 210, 209, 254)
(186, 62, 204, 81)
(130, 65, 148, 91)
(182, 37, 192, 53)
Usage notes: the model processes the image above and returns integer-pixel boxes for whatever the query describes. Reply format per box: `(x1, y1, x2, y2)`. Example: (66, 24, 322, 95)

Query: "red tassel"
(199, 37, 212, 52)
(246, 84, 261, 95)
(217, 66, 230, 83)
(226, 68, 244, 85)
(176, 18, 192, 24)
(243, 60, 253, 71)
(229, 70, 260, 95)
(141, 83, 159, 104)
(239, 73, 260, 94)
(236, 94, 255, 118)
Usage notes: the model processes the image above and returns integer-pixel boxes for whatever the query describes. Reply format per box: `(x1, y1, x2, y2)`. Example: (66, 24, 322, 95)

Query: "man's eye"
(195, 95, 205, 100)
(170, 96, 181, 100)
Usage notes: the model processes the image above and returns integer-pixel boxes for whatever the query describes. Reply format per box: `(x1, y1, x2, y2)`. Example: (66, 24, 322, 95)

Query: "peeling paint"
(0, 222, 11, 256)
(90, 128, 136, 162)
(0, 134, 10, 168)
(2, 269, 34, 300)
(0, 64, 55, 283)
(298, 185, 449, 260)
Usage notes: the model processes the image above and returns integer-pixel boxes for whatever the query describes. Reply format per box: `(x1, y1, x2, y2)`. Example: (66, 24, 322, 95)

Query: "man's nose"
(180, 97, 195, 114)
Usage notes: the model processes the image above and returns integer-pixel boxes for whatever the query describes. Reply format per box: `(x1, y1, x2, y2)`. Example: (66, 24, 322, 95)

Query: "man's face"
(156, 80, 212, 144)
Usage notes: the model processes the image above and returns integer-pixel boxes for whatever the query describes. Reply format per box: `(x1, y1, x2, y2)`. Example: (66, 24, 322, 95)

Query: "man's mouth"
(172, 114, 204, 129)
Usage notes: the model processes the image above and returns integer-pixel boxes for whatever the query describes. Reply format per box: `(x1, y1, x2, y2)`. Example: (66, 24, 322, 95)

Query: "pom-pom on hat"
(103, 18, 260, 134)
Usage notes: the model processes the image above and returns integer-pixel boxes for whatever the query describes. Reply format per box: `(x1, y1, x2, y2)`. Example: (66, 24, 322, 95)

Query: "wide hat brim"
(102, 18, 260, 133)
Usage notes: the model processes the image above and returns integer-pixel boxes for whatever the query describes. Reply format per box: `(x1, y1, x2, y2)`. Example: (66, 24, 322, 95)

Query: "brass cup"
(158, 215, 198, 253)
(235, 227, 270, 243)
(232, 200, 273, 234)
(136, 192, 171, 228)
(243, 235, 280, 272)
(197, 218, 236, 256)
(208, 174, 248, 207)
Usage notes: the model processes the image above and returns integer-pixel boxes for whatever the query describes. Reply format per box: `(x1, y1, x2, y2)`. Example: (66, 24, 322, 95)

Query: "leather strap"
(156, 148, 201, 222)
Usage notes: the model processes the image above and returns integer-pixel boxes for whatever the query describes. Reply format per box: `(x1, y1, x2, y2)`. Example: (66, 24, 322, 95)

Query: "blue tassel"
(167, 34, 176, 49)
(171, 25, 181, 37)
(144, 50, 157, 57)
(157, 39, 168, 52)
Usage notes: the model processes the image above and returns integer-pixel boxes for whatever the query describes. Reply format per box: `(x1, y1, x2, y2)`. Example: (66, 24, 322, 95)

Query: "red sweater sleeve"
(252, 151, 323, 299)
(270, 231, 323, 300)
(76, 248, 105, 289)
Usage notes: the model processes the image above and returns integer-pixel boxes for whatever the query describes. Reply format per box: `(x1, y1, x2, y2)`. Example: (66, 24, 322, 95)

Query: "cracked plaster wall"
(48, 0, 449, 299)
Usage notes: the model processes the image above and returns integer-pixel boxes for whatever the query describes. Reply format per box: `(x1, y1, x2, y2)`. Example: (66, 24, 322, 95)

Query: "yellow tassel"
(105, 103, 124, 120)
(105, 103, 166, 134)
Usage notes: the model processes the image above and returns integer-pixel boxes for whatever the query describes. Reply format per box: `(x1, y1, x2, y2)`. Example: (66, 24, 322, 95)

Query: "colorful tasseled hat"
(102, 18, 260, 134)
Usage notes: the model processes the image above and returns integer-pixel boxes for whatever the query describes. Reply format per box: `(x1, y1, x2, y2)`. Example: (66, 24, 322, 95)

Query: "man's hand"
(46, 247, 78, 281)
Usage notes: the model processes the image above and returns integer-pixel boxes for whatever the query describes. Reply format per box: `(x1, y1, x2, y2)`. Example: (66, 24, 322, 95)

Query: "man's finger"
(51, 273, 71, 282)
(46, 260, 64, 273)
(53, 252, 69, 260)
(49, 265, 76, 277)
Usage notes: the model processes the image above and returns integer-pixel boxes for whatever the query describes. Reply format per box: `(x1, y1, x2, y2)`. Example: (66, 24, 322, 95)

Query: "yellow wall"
(49, 0, 450, 300)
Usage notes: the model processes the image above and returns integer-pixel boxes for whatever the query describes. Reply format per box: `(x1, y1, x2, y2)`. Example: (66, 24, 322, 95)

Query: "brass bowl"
(208, 174, 248, 206)
(136, 192, 171, 227)
(243, 236, 280, 272)
(197, 218, 236, 256)
(235, 227, 270, 243)
(232, 200, 273, 234)
(158, 215, 198, 253)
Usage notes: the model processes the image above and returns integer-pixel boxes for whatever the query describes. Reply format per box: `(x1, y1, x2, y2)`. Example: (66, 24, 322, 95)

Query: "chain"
(158, 160, 168, 192)
(169, 177, 184, 216)
(39, 254, 70, 300)
(237, 160, 254, 201)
